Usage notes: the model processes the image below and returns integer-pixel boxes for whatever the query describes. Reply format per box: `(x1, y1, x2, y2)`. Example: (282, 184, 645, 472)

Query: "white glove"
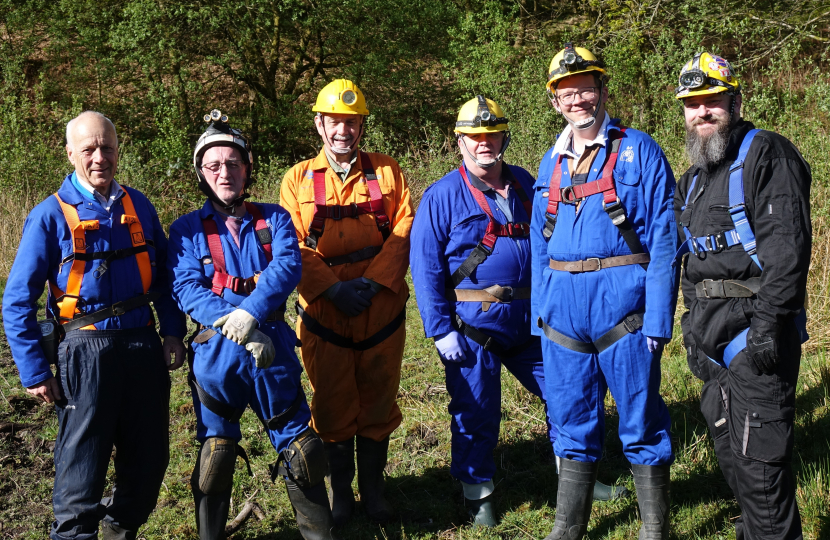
(214, 308, 257, 345)
(245, 329, 275, 369)
(435, 331, 466, 362)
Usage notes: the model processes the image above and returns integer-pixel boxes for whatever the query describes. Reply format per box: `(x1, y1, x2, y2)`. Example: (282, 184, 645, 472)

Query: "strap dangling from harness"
(304, 151, 390, 249)
(450, 165, 533, 287)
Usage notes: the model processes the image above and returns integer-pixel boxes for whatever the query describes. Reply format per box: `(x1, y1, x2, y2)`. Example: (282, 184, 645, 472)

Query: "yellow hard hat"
(312, 79, 369, 115)
(546, 43, 606, 91)
(675, 52, 740, 100)
(454, 95, 509, 134)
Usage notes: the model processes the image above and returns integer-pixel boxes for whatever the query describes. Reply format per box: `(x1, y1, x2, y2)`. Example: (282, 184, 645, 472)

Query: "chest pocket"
(706, 200, 736, 232)
(613, 164, 641, 186)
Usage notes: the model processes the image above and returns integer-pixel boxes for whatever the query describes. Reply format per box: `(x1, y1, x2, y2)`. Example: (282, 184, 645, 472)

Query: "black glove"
(745, 326, 780, 376)
(325, 279, 372, 317)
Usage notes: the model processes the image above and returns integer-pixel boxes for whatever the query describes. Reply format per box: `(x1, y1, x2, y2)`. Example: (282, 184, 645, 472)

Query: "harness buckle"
(330, 206, 342, 220)
(711, 232, 727, 254)
(586, 257, 602, 271)
(561, 185, 577, 204)
(111, 300, 127, 317)
(603, 198, 626, 226)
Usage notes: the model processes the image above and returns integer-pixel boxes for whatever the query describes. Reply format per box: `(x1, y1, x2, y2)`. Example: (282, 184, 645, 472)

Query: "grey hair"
(66, 111, 118, 149)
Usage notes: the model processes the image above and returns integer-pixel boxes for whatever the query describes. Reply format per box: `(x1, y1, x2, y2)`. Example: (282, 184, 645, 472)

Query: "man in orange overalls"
(280, 79, 413, 526)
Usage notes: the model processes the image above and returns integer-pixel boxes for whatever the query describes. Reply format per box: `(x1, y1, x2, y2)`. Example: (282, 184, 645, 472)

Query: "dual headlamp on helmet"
(193, 109, 253, 211)
(454, 95, 511, 169)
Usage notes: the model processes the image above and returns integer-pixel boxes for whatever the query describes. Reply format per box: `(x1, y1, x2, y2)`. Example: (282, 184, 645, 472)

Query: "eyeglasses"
(201, 160, 244, 173)
(555, 87, 598, 105)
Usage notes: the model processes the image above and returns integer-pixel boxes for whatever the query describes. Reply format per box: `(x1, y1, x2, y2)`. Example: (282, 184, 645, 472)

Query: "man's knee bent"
(280, 428, 327, 488)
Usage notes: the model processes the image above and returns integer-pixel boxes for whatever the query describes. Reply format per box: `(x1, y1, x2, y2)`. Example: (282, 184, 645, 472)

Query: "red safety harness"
(450, 165, 533, 286)
(202, 202, 273, 296)
(304, 151, 390, 252)
(541, 127, 648, 268)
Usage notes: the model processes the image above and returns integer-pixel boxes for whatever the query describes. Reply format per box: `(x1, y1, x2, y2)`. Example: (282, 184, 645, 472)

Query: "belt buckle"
(500, 286, 514, 303)
(111, 300, 127, 316)
(586, 257, 602, 271)
(701, 279, 715, 298)
(331, 206, 342, 220)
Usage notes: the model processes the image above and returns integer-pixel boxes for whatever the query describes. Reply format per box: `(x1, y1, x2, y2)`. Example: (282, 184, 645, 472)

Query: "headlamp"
(205, 109, 229, 123)
(679, 70, 706, 90)
(341, 90, 357, 106)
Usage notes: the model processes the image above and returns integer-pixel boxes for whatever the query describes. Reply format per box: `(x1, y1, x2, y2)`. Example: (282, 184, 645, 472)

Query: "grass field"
(1, 278, 828, 540)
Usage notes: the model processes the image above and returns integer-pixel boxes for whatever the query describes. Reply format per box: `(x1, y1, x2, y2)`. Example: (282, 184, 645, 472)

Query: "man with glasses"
(280, 80, 413, 525)
(167, 110, 338, 540)
(2, 111, 187, 539)
(530, 44, 678, 539)
(674, 53, 811, 540)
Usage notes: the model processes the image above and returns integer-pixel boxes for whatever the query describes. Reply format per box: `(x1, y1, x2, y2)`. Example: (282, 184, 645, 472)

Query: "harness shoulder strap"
(244, 202, 273, 262)
(306, 168, 328, 248)
(119, 190, 152, 293)
(359, 151, 391, 240)
(728, 129, 762, 270)
(53, 194, 97, 323)
(201, 216, 227, 296)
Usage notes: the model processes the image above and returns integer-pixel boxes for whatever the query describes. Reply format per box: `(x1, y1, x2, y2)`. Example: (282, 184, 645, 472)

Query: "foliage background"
(1, 0, 829, 538)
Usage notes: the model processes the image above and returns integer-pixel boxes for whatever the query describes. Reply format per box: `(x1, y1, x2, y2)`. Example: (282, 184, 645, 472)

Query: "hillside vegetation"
(1, 0, 829, 538)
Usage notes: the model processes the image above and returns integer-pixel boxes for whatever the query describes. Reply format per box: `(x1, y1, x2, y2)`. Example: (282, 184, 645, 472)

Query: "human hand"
(746, 328, 779, 375)
(214, 308, 258, 345)
(245, 329, 276, 369)
(162, 335, 187, 371)
(325, 280, 372, 317)
(646, 336, 669, 354)
(435, 331, 466, 362)
(26, 377, 61, 404)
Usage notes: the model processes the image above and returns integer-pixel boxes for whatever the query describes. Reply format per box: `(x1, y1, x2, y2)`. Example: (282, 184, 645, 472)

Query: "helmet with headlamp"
(193, 109, 253, 211)
(312, 79, 369, 115)
(454, 95, 511, 168)
(675, 52, 740, 99)
(546, 43, 608, 130)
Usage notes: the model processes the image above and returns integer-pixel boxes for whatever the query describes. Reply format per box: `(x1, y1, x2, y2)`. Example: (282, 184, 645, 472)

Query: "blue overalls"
(168, 201, 311, 451)
(530, 121, 677, 466)
(411, 164, 556, 485)
(2, 174, 186, 539)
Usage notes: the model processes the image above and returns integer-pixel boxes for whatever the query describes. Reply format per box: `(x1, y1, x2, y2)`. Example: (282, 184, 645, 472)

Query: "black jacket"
(674, 120, 812, 362)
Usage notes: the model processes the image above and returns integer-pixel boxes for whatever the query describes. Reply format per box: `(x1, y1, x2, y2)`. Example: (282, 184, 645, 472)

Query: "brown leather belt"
(445, 285, 531, 303)
(549, 253, 650, 273)
(695, 277, 760, 298)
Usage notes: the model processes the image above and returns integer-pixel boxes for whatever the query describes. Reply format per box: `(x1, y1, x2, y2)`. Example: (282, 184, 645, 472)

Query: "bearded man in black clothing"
(674, 52, 811, 540)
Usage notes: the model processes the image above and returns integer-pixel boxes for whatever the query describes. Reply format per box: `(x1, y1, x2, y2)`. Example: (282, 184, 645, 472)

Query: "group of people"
(2, 43, 811, 540)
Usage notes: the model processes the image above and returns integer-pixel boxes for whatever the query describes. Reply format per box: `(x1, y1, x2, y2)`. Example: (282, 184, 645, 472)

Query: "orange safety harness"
(50, 191, 153, 329)
(540, 126, 648, 268)
(450, 165, 533, 287)
(201, 202, 273, 296)
(304, 152, 390, 263)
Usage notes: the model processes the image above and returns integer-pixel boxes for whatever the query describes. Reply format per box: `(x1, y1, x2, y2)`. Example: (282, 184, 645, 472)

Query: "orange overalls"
(280, 150, 413, 443)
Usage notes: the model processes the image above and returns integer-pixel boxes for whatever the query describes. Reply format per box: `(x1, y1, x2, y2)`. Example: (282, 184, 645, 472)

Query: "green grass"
(1, 277, 828, 539)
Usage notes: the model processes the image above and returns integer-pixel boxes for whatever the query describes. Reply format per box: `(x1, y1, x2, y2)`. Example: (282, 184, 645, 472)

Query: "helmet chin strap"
(458, 132, 512, 169)
(556, 80, 604, 131)
(199, 181, 249, 213)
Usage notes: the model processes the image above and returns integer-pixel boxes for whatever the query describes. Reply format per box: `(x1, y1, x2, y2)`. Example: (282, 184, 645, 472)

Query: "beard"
(685, 113, 732, 167)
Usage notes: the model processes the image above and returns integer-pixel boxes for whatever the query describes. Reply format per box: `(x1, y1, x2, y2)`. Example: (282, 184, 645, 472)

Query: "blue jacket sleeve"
(530, 150, 554, 338)
(141, 195, 186, 339)
(410, 185, 454, 339)
(237, 207, 302, 322)
(1, 202, 62, 387)
(639, 144, 679, 339)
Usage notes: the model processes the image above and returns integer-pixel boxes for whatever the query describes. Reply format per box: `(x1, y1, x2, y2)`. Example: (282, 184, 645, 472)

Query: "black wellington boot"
(544, 458, 598, 540)
(355, 435, 394, 523)
(192, 485, 232, 540)
(632, 464, 671, 540)
(324, 438, 356, 526)
(284, 476, 341, 540)
(100, 521, 138, 540)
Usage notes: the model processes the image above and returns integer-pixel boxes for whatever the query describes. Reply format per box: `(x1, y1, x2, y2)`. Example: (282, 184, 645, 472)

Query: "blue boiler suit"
(530, 119, 677, 466)
(167, 201, 310, 451)
(411, 164, 556, 485)
(2, 174, 186, 539)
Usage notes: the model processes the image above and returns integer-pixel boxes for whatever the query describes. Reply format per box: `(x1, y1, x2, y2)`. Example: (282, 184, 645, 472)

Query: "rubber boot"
(593, 480, 630, 501)
(632, 464, 670, 540)
(324, 438, 356, 526)
(284, 476, 341, 540)
(462, 480, 497, 527)
(355, 435, 394, 523)
(101, 521, 138, 540)
(192, 485, 232, 540)
(544, 458, 597, 540)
